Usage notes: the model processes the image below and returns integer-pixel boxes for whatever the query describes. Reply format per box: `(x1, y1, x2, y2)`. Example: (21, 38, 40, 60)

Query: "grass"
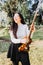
(0, 41, 10, 53)
(0, 41, 43, 65)
(32, 29, 43, 40)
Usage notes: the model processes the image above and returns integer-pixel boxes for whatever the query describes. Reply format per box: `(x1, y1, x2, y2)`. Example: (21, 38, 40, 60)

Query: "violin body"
(18, 38, 32, 51)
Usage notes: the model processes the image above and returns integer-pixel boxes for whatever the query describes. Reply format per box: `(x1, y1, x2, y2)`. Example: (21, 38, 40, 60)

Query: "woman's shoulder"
(23, 24, 28, 28)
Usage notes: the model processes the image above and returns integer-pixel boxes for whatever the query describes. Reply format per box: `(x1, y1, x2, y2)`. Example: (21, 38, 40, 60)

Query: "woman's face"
(13, 13, 21, 24)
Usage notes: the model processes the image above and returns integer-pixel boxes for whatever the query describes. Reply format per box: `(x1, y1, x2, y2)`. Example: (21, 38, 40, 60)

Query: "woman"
(7, 12, 33, 65)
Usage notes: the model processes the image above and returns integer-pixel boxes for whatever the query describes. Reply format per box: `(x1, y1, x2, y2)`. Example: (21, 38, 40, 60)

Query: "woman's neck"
(17, 22, 22, 26)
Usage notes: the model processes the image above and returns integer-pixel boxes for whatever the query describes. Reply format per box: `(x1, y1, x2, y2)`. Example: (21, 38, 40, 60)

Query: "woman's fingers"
(30, 23, 35, 32)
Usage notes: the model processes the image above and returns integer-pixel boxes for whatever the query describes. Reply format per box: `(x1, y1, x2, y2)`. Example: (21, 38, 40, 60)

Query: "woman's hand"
(20, 36, 28, 44)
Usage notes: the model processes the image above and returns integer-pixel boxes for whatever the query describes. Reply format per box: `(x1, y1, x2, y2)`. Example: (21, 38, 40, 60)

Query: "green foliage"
(3, 0, 32, 24)
(0, 0, 43, 25)
(0, 42, 10, 53)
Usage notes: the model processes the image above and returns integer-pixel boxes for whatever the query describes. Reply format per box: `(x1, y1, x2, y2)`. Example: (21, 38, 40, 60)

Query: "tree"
(1, 0, 43, 26)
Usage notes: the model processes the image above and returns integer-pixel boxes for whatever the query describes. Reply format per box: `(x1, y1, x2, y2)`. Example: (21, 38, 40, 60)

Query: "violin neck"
(28, 11, 38, 39)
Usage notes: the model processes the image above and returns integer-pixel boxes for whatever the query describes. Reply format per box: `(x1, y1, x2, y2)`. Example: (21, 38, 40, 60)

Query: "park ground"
(0, 40, 43, 65)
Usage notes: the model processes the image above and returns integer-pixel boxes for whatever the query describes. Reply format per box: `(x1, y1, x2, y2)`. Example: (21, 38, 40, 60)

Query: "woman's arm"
(9, 30, 27, 44)
(25, 24, 34, 39)
(9, 30, 21, 43)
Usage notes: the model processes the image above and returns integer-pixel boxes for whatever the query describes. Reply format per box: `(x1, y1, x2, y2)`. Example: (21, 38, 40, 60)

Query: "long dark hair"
(10, 13, 26, 38)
